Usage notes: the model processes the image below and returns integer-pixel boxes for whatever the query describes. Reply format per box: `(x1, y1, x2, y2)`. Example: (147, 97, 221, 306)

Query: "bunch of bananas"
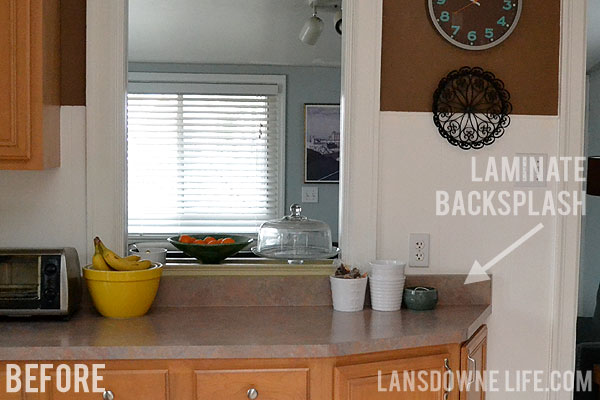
(92, 237, 153, 271)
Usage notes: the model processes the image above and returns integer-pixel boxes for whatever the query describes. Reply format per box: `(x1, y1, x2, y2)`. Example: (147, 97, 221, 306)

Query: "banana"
(112, 259, 152, 271)
(92, 237, 112, 270)
(96, 238, 152, 271)
(123, 254, 141, 262)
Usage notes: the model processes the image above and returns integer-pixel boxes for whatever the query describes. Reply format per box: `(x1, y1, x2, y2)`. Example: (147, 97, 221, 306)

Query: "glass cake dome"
(252, 204, 339, 263)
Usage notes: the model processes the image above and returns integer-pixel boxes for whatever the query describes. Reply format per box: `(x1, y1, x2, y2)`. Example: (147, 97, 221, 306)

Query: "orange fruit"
(222, 238, 235, 244)
(216, 238, 226, 244)
(204, 236, 216, 242)
(207, 239, 219, 245)
(193, 239, 206, 245)
(179, 235, 194, 244)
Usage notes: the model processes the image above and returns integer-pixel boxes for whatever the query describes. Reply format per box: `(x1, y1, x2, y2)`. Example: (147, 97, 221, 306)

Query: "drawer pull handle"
(247, 388, 259, 399)
(103, 390, 114, 400)
(467, 355, 477, 388)
(443, 358, 452, 399)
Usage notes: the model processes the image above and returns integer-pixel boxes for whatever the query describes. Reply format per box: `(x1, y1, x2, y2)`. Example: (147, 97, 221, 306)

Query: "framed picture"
(304, 104, 340, 183)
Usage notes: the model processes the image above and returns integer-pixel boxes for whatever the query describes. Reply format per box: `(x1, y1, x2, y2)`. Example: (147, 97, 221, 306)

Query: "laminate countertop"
(0, 304, 491, 360)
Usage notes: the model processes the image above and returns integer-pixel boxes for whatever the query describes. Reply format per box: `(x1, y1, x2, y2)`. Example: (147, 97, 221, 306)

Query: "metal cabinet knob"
(247, 388, 258, 399)
(103, 390, 114, 400)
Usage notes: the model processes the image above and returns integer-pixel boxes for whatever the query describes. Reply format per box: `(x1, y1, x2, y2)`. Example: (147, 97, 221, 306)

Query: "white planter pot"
(370, 275, 405, 312)
(369, 260, 406, 279)
(330, 276, 368, 312)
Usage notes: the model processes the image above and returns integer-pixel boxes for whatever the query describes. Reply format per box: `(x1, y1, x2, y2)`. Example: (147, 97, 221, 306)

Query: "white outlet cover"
(409, 233, 430, 268)
(302, 186, 319, 203)
(514, 153, 548, 188)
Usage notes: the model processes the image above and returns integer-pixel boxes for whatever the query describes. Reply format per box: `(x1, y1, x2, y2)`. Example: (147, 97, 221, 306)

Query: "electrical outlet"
(302, 186, 319, 203)
(515, 153, 548, 188)
(409, 233, 430, 267)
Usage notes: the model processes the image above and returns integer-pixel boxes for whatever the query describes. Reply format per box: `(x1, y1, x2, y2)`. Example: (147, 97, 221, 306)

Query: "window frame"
(126, 72, 287, 240)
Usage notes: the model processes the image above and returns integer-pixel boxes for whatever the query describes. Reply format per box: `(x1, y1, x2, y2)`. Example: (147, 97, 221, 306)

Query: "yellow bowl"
(83, 264, 163, 319)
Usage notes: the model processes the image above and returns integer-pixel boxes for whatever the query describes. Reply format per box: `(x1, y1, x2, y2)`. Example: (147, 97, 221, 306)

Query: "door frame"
(86, 0, 128, 255)
(550, 1, 587, 399)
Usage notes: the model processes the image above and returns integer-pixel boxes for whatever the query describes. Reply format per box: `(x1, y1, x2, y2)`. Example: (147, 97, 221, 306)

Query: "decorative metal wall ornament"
(433, 67, 512, 150)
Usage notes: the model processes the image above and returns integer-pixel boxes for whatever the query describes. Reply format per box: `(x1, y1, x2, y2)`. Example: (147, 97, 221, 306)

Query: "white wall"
(377, 112, 560, 399)
(588, 0, 600, 70)
(128, 0, 342, 67)
(0, 107, 88, 266)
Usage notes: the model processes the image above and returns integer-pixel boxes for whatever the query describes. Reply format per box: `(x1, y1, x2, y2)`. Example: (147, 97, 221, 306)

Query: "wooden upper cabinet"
(460, 326, 487, 400)
(0, 0, 60, 170)
(334, 352, 459, 400)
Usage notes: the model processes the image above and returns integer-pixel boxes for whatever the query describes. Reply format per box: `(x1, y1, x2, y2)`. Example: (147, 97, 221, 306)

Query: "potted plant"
(330, 262, 368, 312)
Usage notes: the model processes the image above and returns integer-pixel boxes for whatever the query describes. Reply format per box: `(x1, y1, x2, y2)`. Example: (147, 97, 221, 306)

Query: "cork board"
(60, 0, 86, 106)
(380, 0, 560, 115)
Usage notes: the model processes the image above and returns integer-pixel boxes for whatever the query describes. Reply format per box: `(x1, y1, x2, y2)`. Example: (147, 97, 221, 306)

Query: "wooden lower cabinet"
(334, 347, 460, 400)
(0, 364, 42, 400)
(0, 326, 486, 400)
(0, 368, 24, 400)
(460, 326, 487, 400)
(48, 369, 169, 400)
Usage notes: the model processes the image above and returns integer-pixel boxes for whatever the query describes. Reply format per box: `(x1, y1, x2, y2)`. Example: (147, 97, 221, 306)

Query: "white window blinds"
(127, 73, 286, 239)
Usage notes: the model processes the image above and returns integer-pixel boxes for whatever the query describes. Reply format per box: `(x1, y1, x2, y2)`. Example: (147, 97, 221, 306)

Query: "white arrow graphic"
(465, 223, 544, 285)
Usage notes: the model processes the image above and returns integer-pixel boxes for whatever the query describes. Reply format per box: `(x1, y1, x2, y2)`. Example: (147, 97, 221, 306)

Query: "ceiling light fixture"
(334, 9, 342, 35)
(299, 6, 324, 46)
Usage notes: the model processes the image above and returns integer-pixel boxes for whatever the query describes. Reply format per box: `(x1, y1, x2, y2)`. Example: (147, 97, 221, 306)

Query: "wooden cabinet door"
(0, 0, 32, 163)
(0, 0, 60, 170)
(0, 369, 24, 400)
(48, 369, 169, 400)
(460, 326, 487, 400)
(0, 363, 43, 400)
(195, 368, 309, 400)
(334, 353, 458, 400)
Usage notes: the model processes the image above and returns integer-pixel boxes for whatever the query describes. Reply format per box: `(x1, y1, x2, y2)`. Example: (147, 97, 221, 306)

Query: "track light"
(299, 6, 324, 46)
(334, 9, 342, 35)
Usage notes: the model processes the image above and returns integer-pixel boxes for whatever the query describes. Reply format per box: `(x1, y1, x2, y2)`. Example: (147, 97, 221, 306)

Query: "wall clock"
(433, 67, 512, 150)
(428, 0, 522, 50)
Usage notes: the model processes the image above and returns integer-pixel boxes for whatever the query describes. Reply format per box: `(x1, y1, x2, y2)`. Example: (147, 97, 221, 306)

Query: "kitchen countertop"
(0, 304, 491, 360)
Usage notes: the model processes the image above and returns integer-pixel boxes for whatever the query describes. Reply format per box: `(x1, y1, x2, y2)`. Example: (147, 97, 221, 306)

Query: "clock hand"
(454, 0, 481, 14)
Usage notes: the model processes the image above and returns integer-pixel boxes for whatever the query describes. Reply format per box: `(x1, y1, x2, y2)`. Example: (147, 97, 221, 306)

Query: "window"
(127, 73, 286, 239)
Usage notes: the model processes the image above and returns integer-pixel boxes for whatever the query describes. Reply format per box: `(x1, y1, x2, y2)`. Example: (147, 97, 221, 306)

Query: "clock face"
(428, 0, 522, 50)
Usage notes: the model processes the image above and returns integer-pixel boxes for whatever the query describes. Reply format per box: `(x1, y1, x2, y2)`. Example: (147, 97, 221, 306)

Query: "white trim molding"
(86, 0, 129, 255)
(339, 0, 383, 266)
(549, 1, 587, 399)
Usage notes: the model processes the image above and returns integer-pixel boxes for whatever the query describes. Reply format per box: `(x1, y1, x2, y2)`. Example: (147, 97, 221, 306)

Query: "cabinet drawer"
(195, 368, 309, 400)
(49, 370, 168, 400)
(0, 371, 23, 400)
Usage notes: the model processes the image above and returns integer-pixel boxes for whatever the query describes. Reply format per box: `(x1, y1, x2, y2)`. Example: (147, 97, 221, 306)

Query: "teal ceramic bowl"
(167, 235, 253, 264)
(403, 286, 438, 311)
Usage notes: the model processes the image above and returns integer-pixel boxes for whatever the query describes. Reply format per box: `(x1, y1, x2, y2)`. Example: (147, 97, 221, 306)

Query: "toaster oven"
(0, 248, 81, 317)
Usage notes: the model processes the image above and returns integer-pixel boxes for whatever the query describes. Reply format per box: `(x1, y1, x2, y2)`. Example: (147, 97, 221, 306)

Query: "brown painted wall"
(380, 0, 560, 115)
(60, 0, 86, 106)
